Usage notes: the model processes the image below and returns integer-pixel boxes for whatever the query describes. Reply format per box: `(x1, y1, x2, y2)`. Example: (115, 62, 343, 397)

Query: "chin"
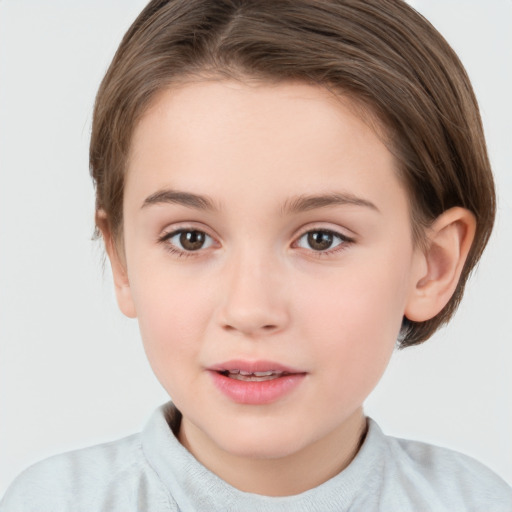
(213, 424, 309, 460)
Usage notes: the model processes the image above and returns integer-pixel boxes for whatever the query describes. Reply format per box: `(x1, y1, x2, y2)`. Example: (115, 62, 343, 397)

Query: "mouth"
(208, 360, 306, 405)
(218, 369, 290, 382)
(209, 359, 304, 378)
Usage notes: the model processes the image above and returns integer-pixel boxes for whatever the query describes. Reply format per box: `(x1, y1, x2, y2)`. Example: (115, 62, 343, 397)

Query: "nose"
(217, 251, 289, 337)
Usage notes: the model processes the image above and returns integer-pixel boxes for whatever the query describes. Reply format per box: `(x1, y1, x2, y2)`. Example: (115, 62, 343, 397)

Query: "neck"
(178, 408, 367, 497)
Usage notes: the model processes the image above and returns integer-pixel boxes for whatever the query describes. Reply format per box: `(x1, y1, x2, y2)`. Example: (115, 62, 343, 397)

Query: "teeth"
(227, 369, 283, 376)
(253, 371, 279, 377)
(224, 369, 284, 381)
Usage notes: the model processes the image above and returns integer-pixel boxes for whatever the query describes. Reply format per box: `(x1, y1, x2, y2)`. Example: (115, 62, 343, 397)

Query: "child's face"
(117, 80, 424, 464)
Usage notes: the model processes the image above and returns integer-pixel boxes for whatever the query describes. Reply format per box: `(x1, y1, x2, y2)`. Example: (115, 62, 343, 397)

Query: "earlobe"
(96, 210, 137, 319)
(405, 207, 476, 322)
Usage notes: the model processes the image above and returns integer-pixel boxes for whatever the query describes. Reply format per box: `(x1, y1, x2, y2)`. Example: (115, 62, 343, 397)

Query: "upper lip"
(208, 359, 305, 374)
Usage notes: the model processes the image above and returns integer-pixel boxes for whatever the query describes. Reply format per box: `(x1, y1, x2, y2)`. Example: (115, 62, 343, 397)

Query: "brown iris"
(179, 230, 206, 251)
(307, 231, 334, 251)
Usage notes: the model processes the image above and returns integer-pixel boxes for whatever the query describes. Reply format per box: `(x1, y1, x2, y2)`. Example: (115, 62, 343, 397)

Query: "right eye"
(160, 229, 215, 253)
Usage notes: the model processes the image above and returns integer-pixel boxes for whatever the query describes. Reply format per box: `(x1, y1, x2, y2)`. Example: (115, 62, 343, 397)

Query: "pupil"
(180, 231, 205, 251)
(308, 231, 333, 251)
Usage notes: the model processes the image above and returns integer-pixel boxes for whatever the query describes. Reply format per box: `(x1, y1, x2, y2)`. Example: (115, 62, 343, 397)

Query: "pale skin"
(99, 79, 476, 496)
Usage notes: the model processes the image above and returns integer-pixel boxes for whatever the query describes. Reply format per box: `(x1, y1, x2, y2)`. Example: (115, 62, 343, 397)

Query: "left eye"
(164, 229, 214, 251)
(295, 230, 346, 252)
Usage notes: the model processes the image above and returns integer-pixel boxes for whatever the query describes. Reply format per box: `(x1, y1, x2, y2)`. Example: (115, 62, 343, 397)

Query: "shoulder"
(372, 420, 512, 511)
(0, 434, 172, 512)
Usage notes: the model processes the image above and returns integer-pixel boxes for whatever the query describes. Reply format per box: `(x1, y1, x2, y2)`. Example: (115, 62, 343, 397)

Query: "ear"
(96, 210, 137, 319)
(405, 207, 476, 322)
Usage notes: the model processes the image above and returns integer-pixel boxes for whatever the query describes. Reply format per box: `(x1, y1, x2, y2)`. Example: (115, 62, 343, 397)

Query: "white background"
(0, 0, 511, 497)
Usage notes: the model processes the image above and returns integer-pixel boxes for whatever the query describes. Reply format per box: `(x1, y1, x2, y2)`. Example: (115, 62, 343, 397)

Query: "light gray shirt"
(1, 402, 511, 511)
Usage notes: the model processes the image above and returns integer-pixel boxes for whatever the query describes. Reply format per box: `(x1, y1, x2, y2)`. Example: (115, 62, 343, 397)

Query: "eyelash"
(157, 228, 216, 258)
(293, 229, 354, 256)
(157, 227, 354, 258)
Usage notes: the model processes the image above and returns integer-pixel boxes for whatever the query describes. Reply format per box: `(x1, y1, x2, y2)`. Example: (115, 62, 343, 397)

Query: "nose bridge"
(218, 243, 288, 335)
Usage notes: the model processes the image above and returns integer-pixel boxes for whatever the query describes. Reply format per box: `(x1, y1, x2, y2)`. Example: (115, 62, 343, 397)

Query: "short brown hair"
(90, 0, 495, 347)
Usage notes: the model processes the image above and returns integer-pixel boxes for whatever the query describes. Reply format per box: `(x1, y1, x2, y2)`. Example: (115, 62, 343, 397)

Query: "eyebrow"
(282, 192, 379, 215)
(141, 189, 218, 211)
(141, 188, 379, 215)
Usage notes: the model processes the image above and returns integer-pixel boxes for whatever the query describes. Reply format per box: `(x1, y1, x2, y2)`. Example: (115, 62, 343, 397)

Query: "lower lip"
(209, 371, 306, 405)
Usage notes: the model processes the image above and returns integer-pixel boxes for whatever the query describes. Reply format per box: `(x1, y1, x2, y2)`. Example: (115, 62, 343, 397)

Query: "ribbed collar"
(141, 402, 383, 512)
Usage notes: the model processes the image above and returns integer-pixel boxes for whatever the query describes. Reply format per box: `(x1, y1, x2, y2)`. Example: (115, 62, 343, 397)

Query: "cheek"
(296, 261, 406, 386)
(129, 266, 215, 381)
(299, 259, 406, 333)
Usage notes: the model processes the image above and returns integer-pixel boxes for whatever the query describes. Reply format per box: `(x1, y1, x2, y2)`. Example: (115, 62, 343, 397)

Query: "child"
(2, 0, 511, 510)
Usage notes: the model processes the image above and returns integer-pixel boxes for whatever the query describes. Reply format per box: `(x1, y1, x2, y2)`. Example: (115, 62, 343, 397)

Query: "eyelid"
(162, 229, 214, 246)
(157, 223, 220, 257)
(291, 224, 356, 254)
(293, 222, 356, 241)
(158, 221, 218, 241)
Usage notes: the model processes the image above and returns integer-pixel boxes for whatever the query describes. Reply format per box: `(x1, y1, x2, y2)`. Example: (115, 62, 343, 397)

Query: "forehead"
(125, 80, 408, 219)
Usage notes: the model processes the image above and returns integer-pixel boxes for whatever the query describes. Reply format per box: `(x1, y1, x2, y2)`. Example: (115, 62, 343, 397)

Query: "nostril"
(222, 323, 278, 334)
